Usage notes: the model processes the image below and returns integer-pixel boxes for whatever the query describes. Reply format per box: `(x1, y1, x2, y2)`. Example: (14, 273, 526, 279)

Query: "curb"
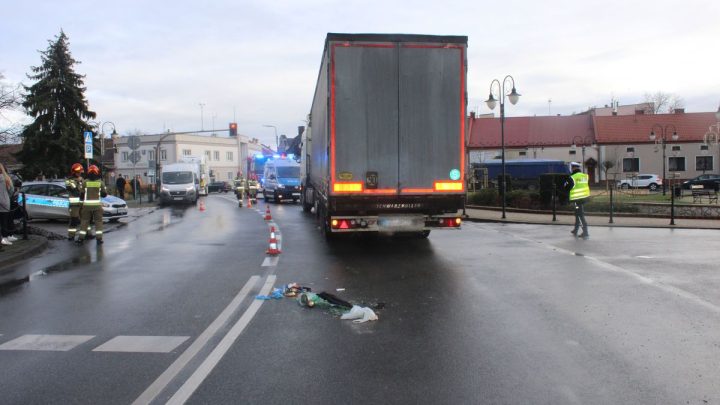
(0, 235, 49, 274)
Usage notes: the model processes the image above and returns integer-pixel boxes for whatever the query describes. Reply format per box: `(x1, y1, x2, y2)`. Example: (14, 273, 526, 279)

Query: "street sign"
(129, 150, 141, 164)
(84, 131, 93, 159)
(128, 135, 141, 150)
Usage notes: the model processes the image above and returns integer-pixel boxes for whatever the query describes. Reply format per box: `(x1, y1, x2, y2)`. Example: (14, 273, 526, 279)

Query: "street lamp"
(262, 124, 279, 151)
(702, 105, 720, 173)
(571, 135, 594, 173)
(486, 75, 521, 219)
(649, 124, 679, 195)
(199, 102, 205, 131)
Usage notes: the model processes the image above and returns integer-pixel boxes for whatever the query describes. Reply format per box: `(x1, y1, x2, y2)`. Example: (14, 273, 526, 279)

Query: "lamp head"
(485, 93, 497, 110)
(508, 87, 520, 105)
(671, 131, 678, 141)
(649, 131, 657, 142)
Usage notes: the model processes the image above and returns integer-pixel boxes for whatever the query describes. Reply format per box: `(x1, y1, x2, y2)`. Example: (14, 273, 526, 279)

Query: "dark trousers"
(0, 211, 12, 237)
(573, 199, 588, 234)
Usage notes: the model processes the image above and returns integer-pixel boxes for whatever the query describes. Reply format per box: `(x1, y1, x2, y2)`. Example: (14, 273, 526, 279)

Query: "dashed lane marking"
(262, 256, 279, 267)
(0, 334, 95, 351)
(92, 336, 190, 353)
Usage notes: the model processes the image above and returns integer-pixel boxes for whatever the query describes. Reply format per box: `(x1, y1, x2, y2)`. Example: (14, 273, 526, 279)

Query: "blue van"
(262, 157, 301, 203)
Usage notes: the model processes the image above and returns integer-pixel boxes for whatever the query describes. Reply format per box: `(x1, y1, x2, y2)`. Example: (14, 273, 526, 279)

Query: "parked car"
(617, 174, 662, 191)
(681, 174, 720, 191)
(17, 180, 128, 222)
(207, 181, 231, 193)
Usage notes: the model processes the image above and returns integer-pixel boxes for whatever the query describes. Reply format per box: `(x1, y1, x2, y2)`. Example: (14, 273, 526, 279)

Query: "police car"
(18, 180, 128, 222)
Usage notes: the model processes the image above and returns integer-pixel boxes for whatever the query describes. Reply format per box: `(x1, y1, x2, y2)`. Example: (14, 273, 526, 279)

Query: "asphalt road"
(1, 194, 719, 404)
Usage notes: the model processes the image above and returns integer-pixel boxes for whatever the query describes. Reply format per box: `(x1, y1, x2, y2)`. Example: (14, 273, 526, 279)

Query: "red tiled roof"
(468, 115, 594, 149)
(593, 112, 717, 144)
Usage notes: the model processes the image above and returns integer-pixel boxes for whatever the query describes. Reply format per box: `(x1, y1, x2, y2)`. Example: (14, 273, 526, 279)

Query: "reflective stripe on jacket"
(83, 180, 106, 206)
(569, 172, 590, 201)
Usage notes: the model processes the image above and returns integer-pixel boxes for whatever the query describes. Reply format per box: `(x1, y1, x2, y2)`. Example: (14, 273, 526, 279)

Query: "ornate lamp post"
(649, 124, 679, 196)
(571, 135, 595, 173)
(485, 75, 521, 219)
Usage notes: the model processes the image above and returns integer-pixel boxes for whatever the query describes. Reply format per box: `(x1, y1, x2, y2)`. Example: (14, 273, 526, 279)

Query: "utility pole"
(199, 102, 205, 131)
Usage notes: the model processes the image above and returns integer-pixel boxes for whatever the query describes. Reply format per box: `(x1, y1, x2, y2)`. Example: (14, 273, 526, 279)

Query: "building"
(467, 109, 720, 186)
(113, 132, 269, 187)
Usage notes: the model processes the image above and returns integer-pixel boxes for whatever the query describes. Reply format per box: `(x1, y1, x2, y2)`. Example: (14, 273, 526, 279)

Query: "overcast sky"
(2, 0, 719, 148)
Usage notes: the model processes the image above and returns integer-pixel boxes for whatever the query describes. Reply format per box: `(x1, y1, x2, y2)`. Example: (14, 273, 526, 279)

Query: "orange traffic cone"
(199, 199, 206, 212)
(264, 206, 272, 221)
(266, 226, 281, 255)
(247, 196, 252, 208)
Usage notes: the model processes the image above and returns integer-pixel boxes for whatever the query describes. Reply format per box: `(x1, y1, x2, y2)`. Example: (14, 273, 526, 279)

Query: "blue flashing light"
(254, 153, 264, 159)
(273, 154, 280, 159)
(287, 154, 295, 160)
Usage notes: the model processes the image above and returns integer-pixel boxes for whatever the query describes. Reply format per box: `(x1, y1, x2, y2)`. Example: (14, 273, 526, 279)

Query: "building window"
(160, 149, 167, 161)
(121, 152, 128, 162)
(568, 150, 576, 155)
(696, 156, 713, 172)
(226, 151, 233, 161)
(671, 145, 681, 152)
(183, 149, 192, 156)
(214, 151, 220, 161)
(623, 158, 639, 172)
(148, 150, 155, 161)
(626, 147, 635, 153)
(701, 144, 709, 151)
(228, 172, 233, 180)
(205, 150, 211, 161)
(669, 157, 686, 171)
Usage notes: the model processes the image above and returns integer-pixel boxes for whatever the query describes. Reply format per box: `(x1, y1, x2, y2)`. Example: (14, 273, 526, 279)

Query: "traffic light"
(229, 122, 238, 137)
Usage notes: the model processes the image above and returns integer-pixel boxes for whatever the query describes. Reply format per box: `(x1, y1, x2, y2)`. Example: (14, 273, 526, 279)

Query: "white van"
(159, 163, 200, 205)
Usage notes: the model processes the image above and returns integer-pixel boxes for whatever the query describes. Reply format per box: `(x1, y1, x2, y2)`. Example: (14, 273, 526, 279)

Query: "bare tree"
(0, 73, 22, 143)
(643, 91, 685, 114)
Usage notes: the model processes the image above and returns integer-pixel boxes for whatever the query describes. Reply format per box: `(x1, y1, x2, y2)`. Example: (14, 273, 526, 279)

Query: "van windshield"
(163, 171, 193, 184)
(277, 166, 300, 178)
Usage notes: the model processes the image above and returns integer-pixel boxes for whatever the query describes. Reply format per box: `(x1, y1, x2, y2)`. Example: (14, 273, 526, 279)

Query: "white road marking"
(491, 226, 720, 315)
(166, 275, 276, 405)
(0, 334, 94, 351)
(92, 336, 189, 353)
(262, 256, 279, 267)
(132, 275, 260, 405)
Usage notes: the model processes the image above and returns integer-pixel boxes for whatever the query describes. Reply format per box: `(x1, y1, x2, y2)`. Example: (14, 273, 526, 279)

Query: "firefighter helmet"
(71, 163, 84, 174)
(88, 165, 100, 175)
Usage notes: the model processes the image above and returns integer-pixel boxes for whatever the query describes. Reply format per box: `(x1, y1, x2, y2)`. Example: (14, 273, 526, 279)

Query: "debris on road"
(340, 305, 378, 323)
(255, 288, 284, 300)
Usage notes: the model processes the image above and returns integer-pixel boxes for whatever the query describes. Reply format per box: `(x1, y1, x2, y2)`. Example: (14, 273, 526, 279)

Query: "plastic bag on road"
(340, 305, 378, 323)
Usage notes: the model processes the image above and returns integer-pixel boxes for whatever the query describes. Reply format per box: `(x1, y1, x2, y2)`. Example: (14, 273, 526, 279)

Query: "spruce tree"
(17, 30, 96, 179)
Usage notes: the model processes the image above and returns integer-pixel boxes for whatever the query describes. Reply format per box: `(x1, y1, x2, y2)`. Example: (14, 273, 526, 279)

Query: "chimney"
(298, 126, 305, 136)
(674, 108, 685, 114)
(612, 111, 617, 116)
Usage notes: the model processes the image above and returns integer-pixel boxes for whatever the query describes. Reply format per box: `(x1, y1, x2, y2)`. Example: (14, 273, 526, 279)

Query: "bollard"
(609, 187, 614, 224)
(670, 184, 676, 226)
(551, 183, 557, 222)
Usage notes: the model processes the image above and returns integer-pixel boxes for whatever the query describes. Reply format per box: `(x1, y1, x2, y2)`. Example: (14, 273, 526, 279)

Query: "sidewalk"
(465, 206, 720, 229)
(0, 203, 158, 276)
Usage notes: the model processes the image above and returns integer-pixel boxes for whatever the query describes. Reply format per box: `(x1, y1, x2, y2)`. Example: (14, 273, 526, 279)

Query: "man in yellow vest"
(65, 163, 85, 241)
(77, 165, 108, 245)
(568, 162, 590, 239)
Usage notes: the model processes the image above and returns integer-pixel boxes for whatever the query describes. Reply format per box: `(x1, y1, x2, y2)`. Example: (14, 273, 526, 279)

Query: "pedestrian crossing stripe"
(93, 336, 189, 353)
(0, 335, 190, 353)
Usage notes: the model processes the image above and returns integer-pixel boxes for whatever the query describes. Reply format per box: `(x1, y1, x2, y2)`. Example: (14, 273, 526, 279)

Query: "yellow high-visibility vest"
(569, 172, 590, 201)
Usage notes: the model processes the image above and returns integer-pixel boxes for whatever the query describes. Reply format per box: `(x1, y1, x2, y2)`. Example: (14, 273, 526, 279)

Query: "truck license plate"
(378, 216, 424, 231)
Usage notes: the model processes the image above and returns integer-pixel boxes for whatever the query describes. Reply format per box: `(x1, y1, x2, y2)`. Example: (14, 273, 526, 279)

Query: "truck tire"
(301, 190, 312, 213)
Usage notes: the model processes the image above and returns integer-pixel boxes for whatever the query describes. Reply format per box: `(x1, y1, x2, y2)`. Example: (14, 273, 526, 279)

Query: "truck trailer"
(300, 33, 468, 237)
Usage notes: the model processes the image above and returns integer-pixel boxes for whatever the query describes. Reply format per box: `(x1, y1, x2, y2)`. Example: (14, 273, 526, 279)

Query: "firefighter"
(567, 162, 590, 239)
(65, 163, 85, 241)
(234, 175, 246, 207)
(247, 174, 259, 204)
(77, 165, 108, 245)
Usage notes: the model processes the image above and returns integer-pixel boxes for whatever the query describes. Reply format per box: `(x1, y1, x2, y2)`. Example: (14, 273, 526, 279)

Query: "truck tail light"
(330, 218, 368, 230)
(333, 182, 363, 193)
(434, 181, 464, 191)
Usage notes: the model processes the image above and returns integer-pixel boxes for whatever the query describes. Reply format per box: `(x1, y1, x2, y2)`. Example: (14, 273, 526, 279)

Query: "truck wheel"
(301, 188, 313, 213)
(621, 183, 629, 190)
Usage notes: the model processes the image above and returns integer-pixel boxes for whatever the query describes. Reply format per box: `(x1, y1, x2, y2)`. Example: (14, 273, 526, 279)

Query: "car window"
(21, 184, 47, 195)
(47, 184, 67, 197)
(639, 175, 651, 180)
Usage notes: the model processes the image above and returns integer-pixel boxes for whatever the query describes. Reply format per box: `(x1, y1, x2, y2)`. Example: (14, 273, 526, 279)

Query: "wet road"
(1, 194, 719, 404)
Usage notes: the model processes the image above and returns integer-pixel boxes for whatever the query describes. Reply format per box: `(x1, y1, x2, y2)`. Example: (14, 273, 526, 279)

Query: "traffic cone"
(247, 196, 252, 208)
(264, 206, 272, 221)
(267, 226, 281, 255)
(199, 199, 206, 212)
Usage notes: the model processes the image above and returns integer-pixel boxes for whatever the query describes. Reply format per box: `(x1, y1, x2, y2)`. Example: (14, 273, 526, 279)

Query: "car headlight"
(186, 186, 195, 192)
(161, 187, 170, 193)
(102, 202, 110, 208)
(277, 184, 285, 189)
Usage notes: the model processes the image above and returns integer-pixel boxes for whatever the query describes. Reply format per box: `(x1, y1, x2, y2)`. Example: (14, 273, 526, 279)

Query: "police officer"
(567, 162, 590, 239)
(65, 163, 85, 241)
(77, 165, 108, 245)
